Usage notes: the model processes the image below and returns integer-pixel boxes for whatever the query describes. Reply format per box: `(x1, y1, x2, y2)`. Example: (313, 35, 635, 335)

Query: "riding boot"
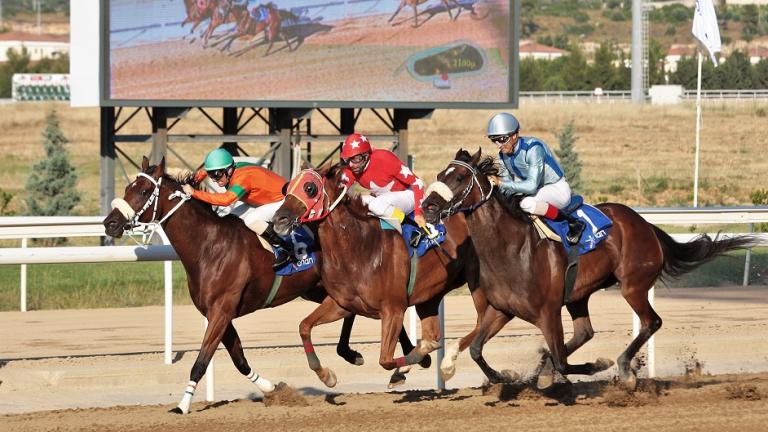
(262, 223, 295, 270)
(556, 210, 586, 246)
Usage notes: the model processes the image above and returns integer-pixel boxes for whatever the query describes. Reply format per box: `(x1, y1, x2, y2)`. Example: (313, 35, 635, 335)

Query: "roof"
(667, 45, 696, 57)
(519, 41, 567, 55)
(0, 31, 69, 43)
(749, 46, 768, 58)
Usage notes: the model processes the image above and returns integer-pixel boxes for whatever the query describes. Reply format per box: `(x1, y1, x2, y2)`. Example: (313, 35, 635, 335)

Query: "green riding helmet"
(203, 148, 234, 171)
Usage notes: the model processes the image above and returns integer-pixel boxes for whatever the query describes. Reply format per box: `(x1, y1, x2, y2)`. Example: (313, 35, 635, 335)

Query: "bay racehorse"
(102, 157, 420, 413)
(181, 0, 213, 42)
(422, 149, 757, 390)
(214, 2, 299, 55)
(388, 0, 461, 27)
(272, 165, 511, 388)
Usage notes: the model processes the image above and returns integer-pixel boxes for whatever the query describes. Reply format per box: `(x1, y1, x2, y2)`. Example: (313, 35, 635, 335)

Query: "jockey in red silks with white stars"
(339, 133, 434, 236)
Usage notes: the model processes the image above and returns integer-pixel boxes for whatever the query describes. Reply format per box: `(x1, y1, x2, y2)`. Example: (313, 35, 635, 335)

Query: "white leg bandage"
(177, 380, 197, 414)
(247, 370, 275, 393)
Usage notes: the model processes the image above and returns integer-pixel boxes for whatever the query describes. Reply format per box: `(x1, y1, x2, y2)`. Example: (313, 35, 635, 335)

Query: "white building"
(0, 32, 69, 62)
(519, 41, 567, 61)
(665, 44, 697, 74)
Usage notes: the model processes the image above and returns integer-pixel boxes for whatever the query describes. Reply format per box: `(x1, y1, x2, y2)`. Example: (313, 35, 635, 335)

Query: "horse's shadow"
(392, 388, 459, 403)
(231, 22, 333, 57)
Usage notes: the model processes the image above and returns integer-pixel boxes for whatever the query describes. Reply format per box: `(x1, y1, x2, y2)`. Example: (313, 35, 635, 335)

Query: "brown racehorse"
(199, 0, 244, 48)
(181, 0, 212, 41)
(422, 149, 757, 390)
(221, 2, 300, 56)
(388, 0, 461, 27)
(272, 165, 509, 388)
(102, 157, 420, 414)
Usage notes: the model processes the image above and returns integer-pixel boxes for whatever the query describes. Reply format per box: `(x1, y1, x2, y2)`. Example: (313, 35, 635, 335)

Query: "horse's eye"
(456, 174, 465, 182)
(304, 182, 318, 198)
(141, 189, 148, 196)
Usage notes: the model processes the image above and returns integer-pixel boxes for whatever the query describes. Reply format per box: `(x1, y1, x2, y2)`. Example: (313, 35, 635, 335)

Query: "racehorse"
(388, 0, 461, 27)
(181, 0, 214, 42)
(272, 165, 508, 388)
(224, 2, 301, 56)
(199, 0, 245, 48)
(422, 149, 757, 390)
(102, 157, 421, 414)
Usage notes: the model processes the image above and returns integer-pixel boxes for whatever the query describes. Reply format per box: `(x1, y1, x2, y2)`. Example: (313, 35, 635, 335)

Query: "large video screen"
(104, 0, 517, 107)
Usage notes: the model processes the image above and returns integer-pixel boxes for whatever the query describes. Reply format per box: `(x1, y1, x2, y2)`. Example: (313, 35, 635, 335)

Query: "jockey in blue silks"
(487, 112, 586, 245)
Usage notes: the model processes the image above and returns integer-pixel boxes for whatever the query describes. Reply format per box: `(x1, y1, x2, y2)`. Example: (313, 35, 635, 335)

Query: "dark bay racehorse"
(213, 2, 300, 56)
(272, 165, 507, 388)
(102, 157, 419, 413)
(422, 149, 757, 390)
(388, 0, 461, 27)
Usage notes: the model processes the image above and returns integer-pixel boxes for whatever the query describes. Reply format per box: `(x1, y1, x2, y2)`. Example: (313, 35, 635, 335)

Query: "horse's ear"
(455, 148, 465, 159)
(141, 156, 150, 172)
(470, 148, 482, 166)
(152, 157, 166, 178)
(316, 160, 332, 176)
(300, 160, 312, 170)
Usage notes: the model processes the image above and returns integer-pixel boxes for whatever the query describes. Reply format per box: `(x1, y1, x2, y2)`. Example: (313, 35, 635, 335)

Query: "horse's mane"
(453, 150, 530, 223)
(324, 163, 375, 222)
(146, 167, 229, 219)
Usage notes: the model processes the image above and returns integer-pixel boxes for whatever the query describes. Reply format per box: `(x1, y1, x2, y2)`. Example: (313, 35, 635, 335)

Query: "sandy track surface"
(1, 286, 767, 430)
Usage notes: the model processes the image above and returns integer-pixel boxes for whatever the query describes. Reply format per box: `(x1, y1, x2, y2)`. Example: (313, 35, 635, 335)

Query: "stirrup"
(272, 250, 293, 270)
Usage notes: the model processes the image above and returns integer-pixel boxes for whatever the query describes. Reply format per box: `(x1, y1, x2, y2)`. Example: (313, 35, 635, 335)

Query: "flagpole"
(693, 50, 703, 208)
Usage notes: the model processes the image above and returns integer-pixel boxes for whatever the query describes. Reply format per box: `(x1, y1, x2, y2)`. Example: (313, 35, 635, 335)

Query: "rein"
(111, 173, 190, 247)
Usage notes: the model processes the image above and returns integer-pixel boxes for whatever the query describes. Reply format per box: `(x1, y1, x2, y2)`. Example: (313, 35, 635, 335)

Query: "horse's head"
(423, 148, 497, 224)
(273, 163, 347, 236)
(102, 156, 181, 238)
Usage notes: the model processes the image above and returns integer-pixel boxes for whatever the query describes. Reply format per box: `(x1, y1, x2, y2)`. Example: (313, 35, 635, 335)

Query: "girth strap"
(407, 254, 418, 297)
(262, 275, 283, 308)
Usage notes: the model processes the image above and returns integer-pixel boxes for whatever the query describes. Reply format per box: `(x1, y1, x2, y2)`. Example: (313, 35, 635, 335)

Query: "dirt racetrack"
(1, 287, 767, 431)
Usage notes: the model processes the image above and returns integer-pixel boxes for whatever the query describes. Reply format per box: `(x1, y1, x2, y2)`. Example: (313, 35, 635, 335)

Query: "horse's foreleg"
(336, 315, 364, 365)
(388, 1, 405, 23)
(466, 304, 518, 384)
(172, 310, 232, 414)
(378, 308, 410, 371)
(221, 322, 275, 393)
(442, 0, 455, 21)
(300, 296, 351, 387)
(412, 5, 419, 27)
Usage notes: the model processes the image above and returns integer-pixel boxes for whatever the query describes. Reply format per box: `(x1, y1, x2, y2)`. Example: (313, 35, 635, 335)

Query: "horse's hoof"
(537, 373, 554, 390)
(353, 355, 364, 366)
(254, 376, 275, 393)
(440, 364, 456, 382)
(418, 340, 441, 355)
(500, 369, 520, 383)
(419, 353, 432, 369)
(319, 368, 337, 388)
(594, 357, 615, 373)
(623, 371, 637, 391)
(397, 365, 412, 375)
(388, 371, 407, 389)
(168, 407, 185, 415)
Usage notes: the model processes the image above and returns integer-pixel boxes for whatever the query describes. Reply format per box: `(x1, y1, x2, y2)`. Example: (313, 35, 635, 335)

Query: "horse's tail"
(652, 225, 757, 280)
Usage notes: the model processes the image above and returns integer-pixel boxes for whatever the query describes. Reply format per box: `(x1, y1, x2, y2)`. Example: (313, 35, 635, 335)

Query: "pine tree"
(26, 109, 81, 217)
(554, 120, 583, 192)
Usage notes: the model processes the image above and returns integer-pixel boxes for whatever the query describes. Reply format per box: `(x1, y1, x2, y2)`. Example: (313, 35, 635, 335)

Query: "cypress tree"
(554, 120, 583, 192)
(26, 108, 81, 217)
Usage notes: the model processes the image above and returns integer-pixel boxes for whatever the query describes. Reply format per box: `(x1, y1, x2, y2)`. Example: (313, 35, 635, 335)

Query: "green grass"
(0, 261, 192, 311)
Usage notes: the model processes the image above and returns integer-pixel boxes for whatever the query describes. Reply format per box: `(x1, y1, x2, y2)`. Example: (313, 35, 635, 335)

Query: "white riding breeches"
(229, 199, 285, 234)
(519, 178, 572, 216)
(362, 190, 416, 219)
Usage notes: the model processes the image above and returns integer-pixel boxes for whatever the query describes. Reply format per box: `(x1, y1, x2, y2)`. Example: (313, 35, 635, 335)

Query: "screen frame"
(100, 0, 520, 109)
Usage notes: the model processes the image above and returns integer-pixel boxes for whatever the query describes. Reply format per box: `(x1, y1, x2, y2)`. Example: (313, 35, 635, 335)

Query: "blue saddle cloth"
(380, 219, 447, 258)
(273, 225, 318, 276)
(542, 196, 612, 255)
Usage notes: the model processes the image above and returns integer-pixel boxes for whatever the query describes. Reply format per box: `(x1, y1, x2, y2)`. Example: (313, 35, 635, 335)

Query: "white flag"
(692, 0, 721, 65)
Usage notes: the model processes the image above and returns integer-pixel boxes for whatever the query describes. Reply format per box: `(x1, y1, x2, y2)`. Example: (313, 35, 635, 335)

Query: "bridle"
(433, 159, 494, 222)
(284, 169, 348, 228)
(110, 172, 190, 246)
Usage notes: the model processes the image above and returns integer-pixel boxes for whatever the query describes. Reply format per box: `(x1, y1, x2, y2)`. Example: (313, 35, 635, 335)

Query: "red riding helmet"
(341, 133, 372, 160)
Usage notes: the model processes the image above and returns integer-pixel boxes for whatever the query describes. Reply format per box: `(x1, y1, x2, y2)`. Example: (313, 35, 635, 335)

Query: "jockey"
(487, 113, 586, 245)
(339, 133, 435, 243)
(181, 148, 295, 269)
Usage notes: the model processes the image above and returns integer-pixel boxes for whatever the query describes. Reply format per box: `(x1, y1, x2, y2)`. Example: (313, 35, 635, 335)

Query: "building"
(748, 45, 768, 64)
(0, 32, 69, 62)
(519, 41, 567, 61)
(664, 44, 697, 74)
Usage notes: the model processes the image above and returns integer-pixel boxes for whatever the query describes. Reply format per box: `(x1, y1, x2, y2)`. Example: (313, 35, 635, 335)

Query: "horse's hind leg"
(221, 322, 275, 393)
(336, 315, 365, 365)
(617, 279, 662, 390)
(468, 304, 518, 384)
(299, 296, 352, 387)
(388, 1, 406, 23)
(172, 309, 232, 414)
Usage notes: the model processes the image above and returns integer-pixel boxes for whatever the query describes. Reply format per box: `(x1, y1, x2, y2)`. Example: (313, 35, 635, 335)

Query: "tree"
(754, 59, 768, 90)
(716, 50, 753, 89)
(0, 188, 15, 215)
(588, 42, 618, 89)
(0, 47, 31, 98)
(25, 109, 81, 218)
(554, 120, 583, 192)
(741, 4, 760, 41)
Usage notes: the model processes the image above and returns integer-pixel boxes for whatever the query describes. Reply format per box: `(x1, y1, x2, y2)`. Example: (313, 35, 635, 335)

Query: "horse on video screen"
(271, 165, 514, 388)
(421, 149, 757, 390)
(214, 2, 301, 56)
(103, 157, 421, 414)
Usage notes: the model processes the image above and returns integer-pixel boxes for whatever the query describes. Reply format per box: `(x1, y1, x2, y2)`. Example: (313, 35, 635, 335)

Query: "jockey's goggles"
(207, 168, 229, 181)
(489, 134, 512, 145)
(342, 153, 368, 165)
